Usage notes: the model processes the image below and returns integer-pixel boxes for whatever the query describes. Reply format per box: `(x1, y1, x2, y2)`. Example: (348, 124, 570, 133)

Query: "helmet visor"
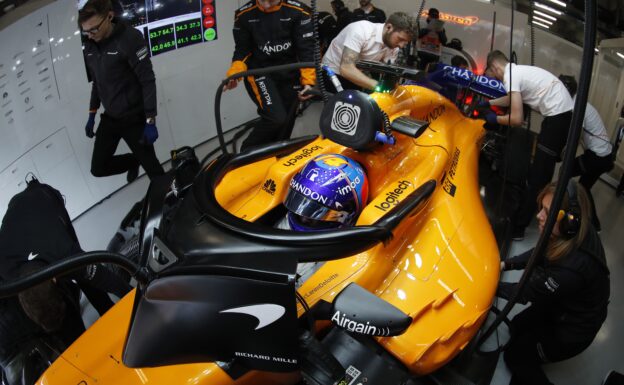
(284, 190, 352, 224)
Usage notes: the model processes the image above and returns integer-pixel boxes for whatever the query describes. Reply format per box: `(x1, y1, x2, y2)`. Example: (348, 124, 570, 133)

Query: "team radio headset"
(557, 179, 582, 239)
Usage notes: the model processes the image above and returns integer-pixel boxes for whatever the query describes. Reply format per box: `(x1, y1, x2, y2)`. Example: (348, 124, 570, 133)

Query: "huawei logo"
(262, 179, 277, 195)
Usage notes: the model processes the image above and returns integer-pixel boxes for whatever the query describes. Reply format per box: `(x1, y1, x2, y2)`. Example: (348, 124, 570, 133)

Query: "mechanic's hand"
(85, 112, 96, 138)
(298, 85, 314, 101)
(484, 111, 498, 125)
(140, 122, 159, 145)
(477, 100, 491, 109)
(223, 78, 239, 91)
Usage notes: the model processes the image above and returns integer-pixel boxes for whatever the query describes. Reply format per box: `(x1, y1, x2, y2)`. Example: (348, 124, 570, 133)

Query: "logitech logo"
(374, 180, 412, 212)
(283, 145, 323, 167)
(262, 179, 277, 195)
(260, 41, 292, 55)
(220, 304, 285, 330)
(331, 310, 391, 336)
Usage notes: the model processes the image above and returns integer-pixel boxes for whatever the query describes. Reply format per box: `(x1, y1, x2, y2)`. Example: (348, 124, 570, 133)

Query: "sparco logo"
(261, 41, 292, 55)
(374, 180, 412, 211)
(262, 179, 276, 195)
(331, 311, 391, 336)
(283, 145, 323, 167)
(331, 101, 360, 136)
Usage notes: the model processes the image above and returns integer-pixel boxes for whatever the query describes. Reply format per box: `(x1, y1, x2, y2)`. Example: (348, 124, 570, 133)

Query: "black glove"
(85, 112, 96, 138)
(140, 121, 158, 145)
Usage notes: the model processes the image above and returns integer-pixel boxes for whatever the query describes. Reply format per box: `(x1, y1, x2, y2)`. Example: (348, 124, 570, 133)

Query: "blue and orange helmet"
(284, 154, 369, 231)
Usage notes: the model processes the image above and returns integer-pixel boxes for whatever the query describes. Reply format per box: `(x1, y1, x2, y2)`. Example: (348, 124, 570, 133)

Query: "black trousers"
(571, 149, 614, 229)
(91, 113, 164, 179)
(515, 111, 572, 230)
(504, 305, 593, 385)
(241, 75, 300, 151)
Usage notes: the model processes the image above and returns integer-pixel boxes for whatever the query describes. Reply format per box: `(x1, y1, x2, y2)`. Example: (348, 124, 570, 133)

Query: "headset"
(557, 179, 582, 239)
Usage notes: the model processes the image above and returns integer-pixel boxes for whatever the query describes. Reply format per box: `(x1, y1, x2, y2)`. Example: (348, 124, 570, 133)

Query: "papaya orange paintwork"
(37, 85, 499, 384)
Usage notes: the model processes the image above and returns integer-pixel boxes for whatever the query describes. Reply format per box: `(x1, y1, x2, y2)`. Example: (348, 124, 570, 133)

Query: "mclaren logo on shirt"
(136, 46, 148, 60)
(260, 41, 292, 55)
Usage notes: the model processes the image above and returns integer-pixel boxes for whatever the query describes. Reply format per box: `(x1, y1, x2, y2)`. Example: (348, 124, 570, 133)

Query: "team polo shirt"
(573, 96, 612, 157)
(504, 63, 573, 117)
(322, 21, 399, 75)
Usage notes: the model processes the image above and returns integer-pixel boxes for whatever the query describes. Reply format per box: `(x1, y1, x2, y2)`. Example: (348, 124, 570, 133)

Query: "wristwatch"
(146, 117, 155, 125)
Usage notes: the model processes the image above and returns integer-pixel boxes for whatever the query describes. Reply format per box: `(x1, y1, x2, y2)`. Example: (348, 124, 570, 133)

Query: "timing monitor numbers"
(114, 0, 218, 56)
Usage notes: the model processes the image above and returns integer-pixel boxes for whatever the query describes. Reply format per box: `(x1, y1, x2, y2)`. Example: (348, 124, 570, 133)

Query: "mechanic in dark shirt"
(223, 0, 316, 150)
(331, 0, 352, 34)
(498, 181, 610, 385)
(352, 0, 386, 24)
(79, 0, 164, 182)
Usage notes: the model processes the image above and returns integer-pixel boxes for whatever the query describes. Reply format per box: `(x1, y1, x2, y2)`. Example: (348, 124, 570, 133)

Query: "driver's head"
(485, 50, 510, 81)
(284, 154, 369, 232)
(382, 12, 417, 49)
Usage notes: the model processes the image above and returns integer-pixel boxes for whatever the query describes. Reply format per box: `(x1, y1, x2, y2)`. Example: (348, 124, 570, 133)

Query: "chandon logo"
(290, 179, 329, 205)
(374, 180, 412, 212)
(220, 304, 285, 330)
(331, 101, 361, 136)
(261, 41, 292, 55)
(331, 311, 391, 336)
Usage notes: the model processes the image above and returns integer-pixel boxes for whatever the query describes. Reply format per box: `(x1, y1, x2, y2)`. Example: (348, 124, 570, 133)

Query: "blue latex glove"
(477, 100, 491, 109)
(141, 122, 158, 145)
(85, 112, 96, 138)
(484, 111, 498, 125)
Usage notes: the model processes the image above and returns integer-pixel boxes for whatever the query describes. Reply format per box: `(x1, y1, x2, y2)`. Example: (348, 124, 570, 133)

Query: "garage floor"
(72, 101, 623, 384)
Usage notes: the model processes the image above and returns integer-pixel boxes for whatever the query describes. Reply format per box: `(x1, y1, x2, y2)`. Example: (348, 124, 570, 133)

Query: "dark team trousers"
(91, 113, 164, 179)
(571, 149, 614, 229)
(515, 111, 573, 230)
(504, 306, 593, 385)
(242, 75, 300, 150)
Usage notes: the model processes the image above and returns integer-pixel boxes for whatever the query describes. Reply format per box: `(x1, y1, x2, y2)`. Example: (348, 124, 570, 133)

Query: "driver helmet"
(284, 154, 369, 232)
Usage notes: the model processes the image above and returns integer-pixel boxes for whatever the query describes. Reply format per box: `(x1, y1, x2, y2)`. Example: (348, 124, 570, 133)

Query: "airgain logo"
(262, 179, 277, 195)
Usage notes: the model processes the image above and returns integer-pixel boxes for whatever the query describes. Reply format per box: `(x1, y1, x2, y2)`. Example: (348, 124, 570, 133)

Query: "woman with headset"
(498, 180, 610, 385)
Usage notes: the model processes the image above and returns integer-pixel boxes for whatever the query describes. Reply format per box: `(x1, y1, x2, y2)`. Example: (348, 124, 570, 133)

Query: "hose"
(310, 0, 328, 103)
(479, 0, 597, 347)
(0, 251, 145, 298)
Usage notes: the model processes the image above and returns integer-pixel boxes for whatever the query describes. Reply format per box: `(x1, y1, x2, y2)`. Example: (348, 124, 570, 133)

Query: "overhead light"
(534, 10, 557, 20)
(533, 16, 553, 25)
(617, 52, 624, 60)
(534, 2, 563, 15)
(532, 20, 551, 29)
(546, 0, 566, 7)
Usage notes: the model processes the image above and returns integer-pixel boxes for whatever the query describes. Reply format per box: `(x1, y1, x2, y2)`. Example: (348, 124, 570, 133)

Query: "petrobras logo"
(282, 145, 323, 167)
(331, 310, 391, 336)
(289, 178, 329, 205)
(374, 180, 412, 212)
(260, 41, 292, 55)
(331, 101, 360, 136)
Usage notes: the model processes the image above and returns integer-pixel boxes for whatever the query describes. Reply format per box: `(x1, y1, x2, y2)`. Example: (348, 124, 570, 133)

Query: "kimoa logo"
(283, 145, 323, 167)
(331, 310, 390, 336)
(220, 304, 285, 330)
(374, 180, 412, 212)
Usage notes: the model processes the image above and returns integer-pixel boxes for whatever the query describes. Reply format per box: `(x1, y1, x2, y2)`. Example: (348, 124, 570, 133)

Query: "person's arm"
(339, 47, 378, 90)
(501, 249, 533, 271)
(125, 32, 157, 119)
(494, 91, 523, 126)
(225, 12, 254, 90)
(293, 5, 316, 96)
(497, 265, 585, 304)
(489, 94, 510, 107)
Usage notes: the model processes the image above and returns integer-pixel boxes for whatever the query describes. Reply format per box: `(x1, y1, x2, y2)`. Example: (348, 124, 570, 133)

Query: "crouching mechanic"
(276, 154, 369, 285)
(224, 0, 316, 151)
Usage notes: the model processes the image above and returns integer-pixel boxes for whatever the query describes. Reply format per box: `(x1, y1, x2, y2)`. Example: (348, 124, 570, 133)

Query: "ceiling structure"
(1, 0, 623, 44)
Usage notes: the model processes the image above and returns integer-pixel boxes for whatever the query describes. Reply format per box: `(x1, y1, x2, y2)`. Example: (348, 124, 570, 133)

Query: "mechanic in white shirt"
(559, 75, 614, 231)
(483, 50, 574, 240)
(322, 12, 416, 91)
